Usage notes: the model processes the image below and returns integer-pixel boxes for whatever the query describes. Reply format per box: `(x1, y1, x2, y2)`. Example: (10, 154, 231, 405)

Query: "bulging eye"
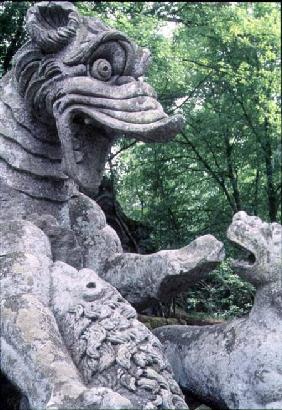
(90, 59, 112, 81)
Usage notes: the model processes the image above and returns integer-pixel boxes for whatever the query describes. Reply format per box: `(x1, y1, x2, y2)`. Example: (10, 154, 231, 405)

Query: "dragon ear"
(26, 1, 80, 53)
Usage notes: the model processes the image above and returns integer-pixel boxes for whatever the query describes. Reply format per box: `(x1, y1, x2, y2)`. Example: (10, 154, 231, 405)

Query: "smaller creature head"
(14, 1, 183, 193)
(227, 211, 282, 287)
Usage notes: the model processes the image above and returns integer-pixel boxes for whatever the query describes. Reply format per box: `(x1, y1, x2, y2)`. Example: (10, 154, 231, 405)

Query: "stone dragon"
(154, 211, 282, 409)
(0, 2, 224, 409)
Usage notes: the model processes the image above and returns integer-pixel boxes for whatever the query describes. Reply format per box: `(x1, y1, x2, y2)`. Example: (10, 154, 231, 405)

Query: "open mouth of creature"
(227, 226, 257, 271)
(50, 76, 183, 194)
(229, 241, 256, 269)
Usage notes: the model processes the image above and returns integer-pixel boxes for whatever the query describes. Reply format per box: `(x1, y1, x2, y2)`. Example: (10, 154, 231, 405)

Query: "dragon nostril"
(86, 282, 96, 289)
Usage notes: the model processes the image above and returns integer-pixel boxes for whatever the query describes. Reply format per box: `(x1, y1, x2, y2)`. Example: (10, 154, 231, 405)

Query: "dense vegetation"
(0, 2, 281, 319)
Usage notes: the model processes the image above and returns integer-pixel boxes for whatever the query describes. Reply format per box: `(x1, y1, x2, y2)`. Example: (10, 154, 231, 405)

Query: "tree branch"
(179, 132, 236, 211)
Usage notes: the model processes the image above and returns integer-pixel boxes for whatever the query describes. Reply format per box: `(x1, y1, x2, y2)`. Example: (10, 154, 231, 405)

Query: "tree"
(0, 1, 32, 76)
(115, 2, 281, 247)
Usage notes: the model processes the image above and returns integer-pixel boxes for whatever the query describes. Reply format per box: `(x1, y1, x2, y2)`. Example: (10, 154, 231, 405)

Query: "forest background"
(0, 1, 281, 320)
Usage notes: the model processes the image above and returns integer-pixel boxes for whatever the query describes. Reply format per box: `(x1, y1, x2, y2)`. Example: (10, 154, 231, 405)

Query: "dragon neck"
(0, 72, 77, 225)
(250, 280, 282, 321)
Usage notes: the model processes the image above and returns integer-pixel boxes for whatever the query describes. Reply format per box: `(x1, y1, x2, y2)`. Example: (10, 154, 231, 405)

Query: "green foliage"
(0, 1, 31, 76)
(115, 2, 281, 235)
(184, 259, 255, 320)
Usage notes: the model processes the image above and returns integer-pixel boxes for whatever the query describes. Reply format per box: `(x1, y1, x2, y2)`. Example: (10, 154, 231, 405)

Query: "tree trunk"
(224, 131, 242, 212)
(262, 119, 278, 222)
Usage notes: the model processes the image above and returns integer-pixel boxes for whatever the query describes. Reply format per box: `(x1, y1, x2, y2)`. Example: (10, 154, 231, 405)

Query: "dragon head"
(227, 211, 282, 287)
(13, 1, 183, 194)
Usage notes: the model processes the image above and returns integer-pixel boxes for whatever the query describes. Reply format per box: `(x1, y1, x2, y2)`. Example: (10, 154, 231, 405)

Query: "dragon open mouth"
(53, 77, 183, 140)
(53, 77, 184, 193)
(228, 240, 256, 269)
(227, 218, 257, 272)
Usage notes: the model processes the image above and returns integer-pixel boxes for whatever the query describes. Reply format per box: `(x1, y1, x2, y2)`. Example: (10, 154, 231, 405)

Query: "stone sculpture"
(0, 2, 224, 409)
(0, 219, 188, 409)
(154, 211, 282, 410)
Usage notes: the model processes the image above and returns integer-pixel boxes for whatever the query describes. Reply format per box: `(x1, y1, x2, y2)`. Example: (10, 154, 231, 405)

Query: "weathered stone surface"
(69, 193, 122, 274)
(27, 213, 83, 270)
(154, 212, 282, 409)
(102, 234, 224, 308)
(0, 219, 52, 305)
(0, 218, 188, 409)
(138, 314, 224, 331)
(51, 262, 188, 409)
